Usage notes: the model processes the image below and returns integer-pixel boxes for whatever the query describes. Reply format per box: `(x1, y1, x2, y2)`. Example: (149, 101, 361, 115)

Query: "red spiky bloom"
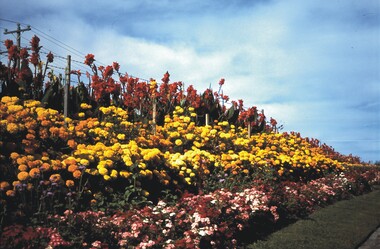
(47, 52, 54, 63)
(30, 35, 40, 52)
(84, 54, 95, 65)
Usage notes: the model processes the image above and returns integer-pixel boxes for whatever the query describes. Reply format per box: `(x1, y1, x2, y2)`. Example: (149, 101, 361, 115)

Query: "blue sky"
(1, 0, 379, 162)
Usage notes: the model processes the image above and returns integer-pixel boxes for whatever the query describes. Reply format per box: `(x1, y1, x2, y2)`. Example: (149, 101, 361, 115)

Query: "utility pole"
(3, 23, 31, 69)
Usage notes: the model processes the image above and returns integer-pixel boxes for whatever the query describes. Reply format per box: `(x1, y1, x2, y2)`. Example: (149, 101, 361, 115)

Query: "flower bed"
(0, 36, 378, 248)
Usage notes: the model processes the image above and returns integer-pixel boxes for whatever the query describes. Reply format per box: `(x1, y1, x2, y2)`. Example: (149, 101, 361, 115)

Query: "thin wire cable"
(1, 18, 151, 83)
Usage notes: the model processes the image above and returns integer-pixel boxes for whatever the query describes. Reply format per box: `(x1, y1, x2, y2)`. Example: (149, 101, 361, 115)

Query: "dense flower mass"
(0, 38, 377, 248)
(0, 93, 378, 248)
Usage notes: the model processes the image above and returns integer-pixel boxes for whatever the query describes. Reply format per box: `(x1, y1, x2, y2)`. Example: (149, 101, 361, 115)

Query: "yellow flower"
(185, 177, 191, 184)
(98, 167, 108, 176)
(185, 133, 194, 140)
(17, 171, 30, 181)
(183, 116, 191, 123)
(85, 168, 98, 175)
(78, 112, 85, 118)
(104, 150, 115, 158)
(80, 103, 92, 109)
(117, 133, 126, 140)
(110, 170, 118, 178)
(79, 159, 90, 167)
(175, 139, 183, 146)
(120, 171, 131, 178)
(103, 175, 111, 181)
(6, 123, 18, 134)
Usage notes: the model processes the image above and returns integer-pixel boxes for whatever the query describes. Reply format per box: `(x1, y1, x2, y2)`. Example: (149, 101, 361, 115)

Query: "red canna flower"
(84, 54, 95, 65)
(4, 39, 13, 49)
(46, 52, 54, 63)
(19, 48, 29, 59)
(71, 70, 81, 76)
(30, 35, 40, 52)
(8, 45, 18, 60)
(29, 53, 39, 66)
(103, 65, 113, 78)
(113, 62, 120, 71)
(161, 71, 170, 84)
(219, 78, 225, 86)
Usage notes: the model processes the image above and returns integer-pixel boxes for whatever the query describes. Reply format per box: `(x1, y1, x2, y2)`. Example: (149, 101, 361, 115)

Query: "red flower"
(161, 71, 170, 84)
(219, 78, 225, 86)
(71, 70, 81, 76)
(4, 39, 13, 49)
(19, 48, 29, 59)
(46, 52, 54, 63)
(113, 62, 120, 71)
(30, 35, 40, 52)
(84, 54, 95, 65)
(29, 53, 39, 66)
(8, 45, 18, 60)
(103, 65, 113, 78)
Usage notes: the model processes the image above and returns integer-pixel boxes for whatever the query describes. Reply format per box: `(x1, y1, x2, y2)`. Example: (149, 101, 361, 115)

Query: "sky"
(0, 0, 379, 162)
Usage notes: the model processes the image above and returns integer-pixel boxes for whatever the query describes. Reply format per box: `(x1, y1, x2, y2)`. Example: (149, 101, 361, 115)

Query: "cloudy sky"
(1, 0, 379, 162)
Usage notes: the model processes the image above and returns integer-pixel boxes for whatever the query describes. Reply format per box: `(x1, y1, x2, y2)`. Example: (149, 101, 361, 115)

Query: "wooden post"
(64, 55, 71, 126)
(152, 98, 157, 135)
(205, 113, 210, 126)
(248, 122, 251, 138)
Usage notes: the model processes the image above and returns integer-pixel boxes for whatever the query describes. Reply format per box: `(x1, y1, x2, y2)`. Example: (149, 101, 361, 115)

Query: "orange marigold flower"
(12, 181, 21, 187)
(29, 168, 40, 178)
(6, 123, 18, 134)
(51, 160, 62, 170)
(17, 171, 30, 181)
(49, 174, 62, 183)
(26, 133, 35, 140)
(18, 164, 28, 172)
(41, 120, 51, 127)
(68, 164, 78, 173)
(27, 183, 33, 191)
(40, 163, 51, 172)
(10, 152, 19, 160)
(0, 181, 10, 190)
(16, 157, 27, 165)
(73, 170, 82, 179)
(6, 190, 15, 197)
(65, 180, 75, 187)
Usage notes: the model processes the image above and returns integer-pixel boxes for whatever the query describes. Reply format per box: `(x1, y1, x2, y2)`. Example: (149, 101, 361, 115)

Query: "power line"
(0, 18, 151, 83)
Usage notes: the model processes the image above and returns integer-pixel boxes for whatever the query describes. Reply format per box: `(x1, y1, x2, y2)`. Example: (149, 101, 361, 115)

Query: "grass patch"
(245, 186, 380, 249)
